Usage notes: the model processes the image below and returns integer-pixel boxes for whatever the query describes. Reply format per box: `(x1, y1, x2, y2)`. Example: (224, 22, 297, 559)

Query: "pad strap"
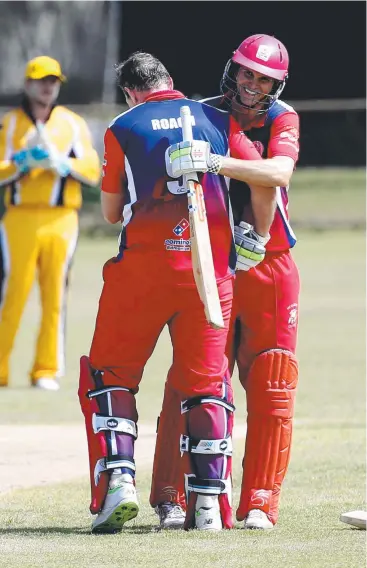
(94, 454, 136, 484)
(87, 385, 132, 399)
(185, 474, 230, 495)
(92, 414, 138, 438)
(180, 434, 233, 456)
(181, 395, 235, 414)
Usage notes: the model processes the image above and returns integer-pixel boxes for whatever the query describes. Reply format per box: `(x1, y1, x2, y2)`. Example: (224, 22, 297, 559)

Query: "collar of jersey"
(144, 90, 185, 102)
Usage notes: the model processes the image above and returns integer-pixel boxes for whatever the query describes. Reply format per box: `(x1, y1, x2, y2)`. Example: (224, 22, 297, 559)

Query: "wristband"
(207, 154, 222, 175)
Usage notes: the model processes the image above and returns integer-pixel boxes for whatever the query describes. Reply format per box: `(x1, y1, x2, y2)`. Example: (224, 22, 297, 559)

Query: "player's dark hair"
(115, 52, 171, 92)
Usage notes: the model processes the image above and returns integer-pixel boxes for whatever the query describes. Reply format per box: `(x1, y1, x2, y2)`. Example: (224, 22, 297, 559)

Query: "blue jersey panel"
(110, 98, 230, 200)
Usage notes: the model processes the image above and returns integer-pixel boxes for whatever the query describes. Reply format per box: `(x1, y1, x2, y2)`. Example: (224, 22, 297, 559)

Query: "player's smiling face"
(236, 67, 274, 108)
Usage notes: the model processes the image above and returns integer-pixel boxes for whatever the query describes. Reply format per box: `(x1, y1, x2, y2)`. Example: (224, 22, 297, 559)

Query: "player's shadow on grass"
(0, 524, 160, 536)
(0, 527, 90, 535)
(122, 523, 165, 534)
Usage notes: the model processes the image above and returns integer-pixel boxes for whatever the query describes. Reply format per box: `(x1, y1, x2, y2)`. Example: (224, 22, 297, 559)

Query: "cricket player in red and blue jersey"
(77, 52, 272, 533)
(151, 35, 301, 531)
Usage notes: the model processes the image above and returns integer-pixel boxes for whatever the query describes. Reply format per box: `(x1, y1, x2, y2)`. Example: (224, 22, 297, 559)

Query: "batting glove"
(234, 221, 270, 271)
(165, 140, 222, 178)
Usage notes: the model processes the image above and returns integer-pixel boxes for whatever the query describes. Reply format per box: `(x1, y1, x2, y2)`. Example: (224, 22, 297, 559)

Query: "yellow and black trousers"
(0, 206, 78, 385)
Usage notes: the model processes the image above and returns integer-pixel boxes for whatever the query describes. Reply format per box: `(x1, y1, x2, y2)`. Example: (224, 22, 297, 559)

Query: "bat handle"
(180, 105, 193, 142)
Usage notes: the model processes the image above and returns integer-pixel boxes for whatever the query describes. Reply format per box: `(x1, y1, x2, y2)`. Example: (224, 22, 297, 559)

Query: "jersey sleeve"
(0, 112, 21, 187)
(228, 116, 262, 160)
(67, 115, 101, 187)
(268, 112, 300, 162)
(101, 127, 125, 194)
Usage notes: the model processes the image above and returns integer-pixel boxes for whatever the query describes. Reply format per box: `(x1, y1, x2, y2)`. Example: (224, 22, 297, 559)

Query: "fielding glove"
(12, 145, 53, 172)
(234, 221, 270, 271)
(27, 122, 71, 177)
(12, 149, 31, 174)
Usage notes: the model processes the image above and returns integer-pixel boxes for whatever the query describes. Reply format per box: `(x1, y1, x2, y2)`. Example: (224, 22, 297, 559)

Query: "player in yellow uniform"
(0, 56, 100, 390)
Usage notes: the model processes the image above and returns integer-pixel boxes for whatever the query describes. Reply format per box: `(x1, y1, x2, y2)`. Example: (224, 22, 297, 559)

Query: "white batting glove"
(165, 140, 222, 178)
(234, 222, 270, 271)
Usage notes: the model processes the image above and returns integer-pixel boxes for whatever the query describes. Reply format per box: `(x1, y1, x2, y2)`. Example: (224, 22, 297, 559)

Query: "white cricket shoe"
(33, 377, 60, 391)
(243, 509, 274, 530)
(195, 495, 222, 531)
(155, 502, 185, 530)
(92, 473, 139, 534)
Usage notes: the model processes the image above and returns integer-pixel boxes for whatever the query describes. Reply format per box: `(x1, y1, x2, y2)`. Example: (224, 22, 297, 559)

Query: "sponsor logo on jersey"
(164, 238, 191, 252)
(173, 218, 189, 236)
(165, 219, 191, 251)
(280, 129, 299, 143)
(151, 115, 196, 130)
(252, 140, 265, 156)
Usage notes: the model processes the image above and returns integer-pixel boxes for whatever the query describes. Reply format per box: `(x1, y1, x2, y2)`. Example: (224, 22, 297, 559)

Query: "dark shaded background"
(117, 1, 366, 165)
(0, 1, 365, 165)
(118, 1, 366, 101)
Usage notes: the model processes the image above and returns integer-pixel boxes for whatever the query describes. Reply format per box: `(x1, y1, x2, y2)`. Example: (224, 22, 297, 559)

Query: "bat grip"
(180, 106, 193, 141)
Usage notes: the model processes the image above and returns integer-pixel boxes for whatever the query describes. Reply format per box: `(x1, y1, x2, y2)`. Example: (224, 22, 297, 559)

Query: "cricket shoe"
(243, 509, 274, 530)
(32, 377, 60, 391)
(195, 495, 222, 531)
(91, 473, 139, 534)
(155, 502, 185, 530)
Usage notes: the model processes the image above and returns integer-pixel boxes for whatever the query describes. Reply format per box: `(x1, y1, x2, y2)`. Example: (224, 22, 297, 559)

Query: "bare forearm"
(220, 156, 291, 187)
(101, 191, 124, 224)
(249, 185, 277, 237)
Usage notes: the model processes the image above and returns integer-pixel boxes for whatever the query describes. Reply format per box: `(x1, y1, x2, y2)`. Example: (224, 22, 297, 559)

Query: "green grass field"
(0, 166, 365, 567)
(0, 228, 365, 568)
(78, 167, 366, 236)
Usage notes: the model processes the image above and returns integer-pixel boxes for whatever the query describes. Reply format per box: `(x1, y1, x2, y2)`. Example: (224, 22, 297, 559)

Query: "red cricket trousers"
(228, 250, 300, 382)
(149, 250, 300, 508)
(89, 254, 234, 398)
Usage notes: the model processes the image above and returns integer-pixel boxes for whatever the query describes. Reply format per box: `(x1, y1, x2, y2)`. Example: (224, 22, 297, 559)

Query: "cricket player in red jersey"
(78, 52, 273, 533)
(152, 34, 300, 530)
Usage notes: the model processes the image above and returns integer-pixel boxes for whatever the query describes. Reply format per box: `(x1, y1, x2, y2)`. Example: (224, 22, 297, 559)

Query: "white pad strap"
(88, 386, 130, 399)
(92, 414, 137, 438)
(184, 473, 231, 496)
(94, 457, 136, 485)
(180, 434, 232, 456)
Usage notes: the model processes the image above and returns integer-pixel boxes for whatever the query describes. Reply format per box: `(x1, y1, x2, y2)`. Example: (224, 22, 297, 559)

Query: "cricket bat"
(180, 105, 224, 329)
(340, 510, 367, 529)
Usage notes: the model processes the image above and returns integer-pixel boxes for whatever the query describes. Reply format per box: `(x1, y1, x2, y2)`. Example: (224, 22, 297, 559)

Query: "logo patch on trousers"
(287, 303, 298, 327)
(250, 490, 270, 508)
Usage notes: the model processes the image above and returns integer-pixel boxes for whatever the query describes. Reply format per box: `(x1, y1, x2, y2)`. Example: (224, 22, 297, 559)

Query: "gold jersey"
(0, 103, 100, 208)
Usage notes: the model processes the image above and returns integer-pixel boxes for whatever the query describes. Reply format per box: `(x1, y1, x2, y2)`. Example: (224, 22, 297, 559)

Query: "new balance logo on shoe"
(195, 495, 222, 531)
